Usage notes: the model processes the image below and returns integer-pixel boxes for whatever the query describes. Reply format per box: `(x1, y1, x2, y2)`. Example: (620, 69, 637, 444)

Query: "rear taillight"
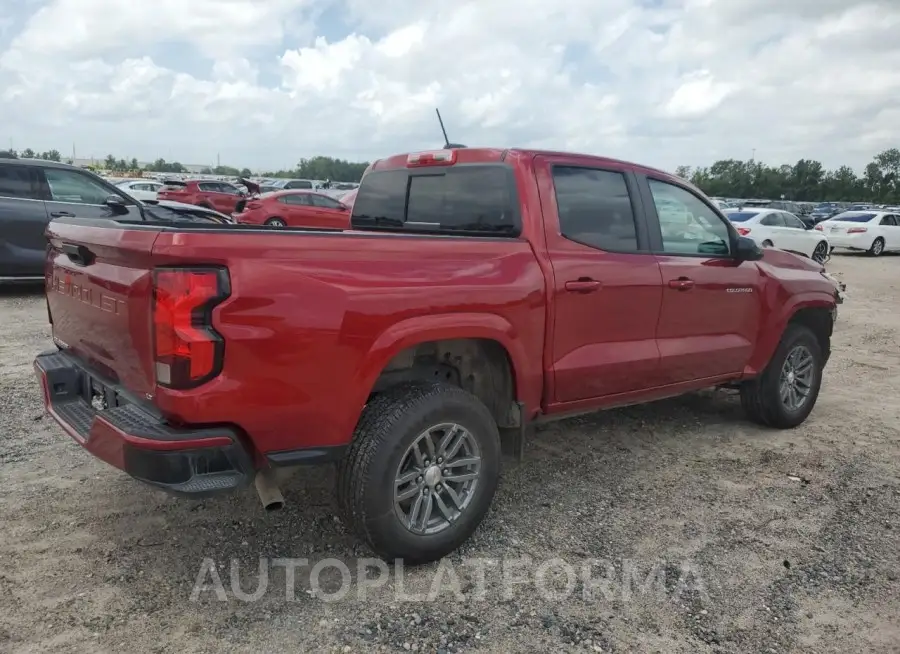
(246, 201, 262, 210)
(847, 227, 867, 234)
(737, 227, 751, 236)
(153, 267, 230, 389)
(407, 149, 456, 167)
(814, 224, 823, 231)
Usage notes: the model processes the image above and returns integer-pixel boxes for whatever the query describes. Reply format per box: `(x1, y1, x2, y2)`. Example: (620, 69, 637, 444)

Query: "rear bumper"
(34, 350, 253, 498)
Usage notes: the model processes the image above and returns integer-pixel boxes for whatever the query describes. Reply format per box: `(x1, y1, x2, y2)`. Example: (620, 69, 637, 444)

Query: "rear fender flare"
(350, 313, 533, 418)
(743, 291, 835, 377)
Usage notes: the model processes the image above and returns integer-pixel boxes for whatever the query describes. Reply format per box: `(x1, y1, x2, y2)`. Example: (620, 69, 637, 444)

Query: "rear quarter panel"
(150, 230, 547, 454)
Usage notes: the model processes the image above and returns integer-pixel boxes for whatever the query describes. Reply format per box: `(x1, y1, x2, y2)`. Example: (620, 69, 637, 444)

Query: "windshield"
(726, 211, 758, 222)
(351, 165, 520, 236)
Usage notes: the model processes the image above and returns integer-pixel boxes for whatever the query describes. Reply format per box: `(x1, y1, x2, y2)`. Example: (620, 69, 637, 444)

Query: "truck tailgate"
(45, 220, 162, 398)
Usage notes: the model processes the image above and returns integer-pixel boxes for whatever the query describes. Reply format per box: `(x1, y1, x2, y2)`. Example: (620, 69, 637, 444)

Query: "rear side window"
(352, 165, 519, 236)
(0, 164, 41, 200)
(760, 213, 785, 227)
(552, 167, 638, 252)
(280, 194, 310, 206)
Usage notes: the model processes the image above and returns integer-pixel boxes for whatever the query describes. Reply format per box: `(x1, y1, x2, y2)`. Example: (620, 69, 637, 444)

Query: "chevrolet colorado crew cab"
(35, 147, 843, 563)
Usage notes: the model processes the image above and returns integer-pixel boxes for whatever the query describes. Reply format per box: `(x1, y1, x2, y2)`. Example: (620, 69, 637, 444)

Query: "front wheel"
(337, 382, 501, 564)
(740, 323, 823, 428)
(812, 241, 829, 264)
(265, 218, 286, 227)
(762, 240, 774, 248)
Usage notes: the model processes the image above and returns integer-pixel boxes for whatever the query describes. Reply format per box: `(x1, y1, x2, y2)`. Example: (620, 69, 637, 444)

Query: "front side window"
(648, 179, 731, 256)
(783, 213, 807, 229)
(310, 194, 342, 209)
(552, 166, 638, 252)
(43, 168, 115, 205)
(0, 164, 41, 199)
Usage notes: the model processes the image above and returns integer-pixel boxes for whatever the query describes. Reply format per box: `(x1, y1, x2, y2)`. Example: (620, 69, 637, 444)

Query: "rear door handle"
(668, 277, 695, 291)
(50, 211, 75, 217)
(565, 279, 602, 293)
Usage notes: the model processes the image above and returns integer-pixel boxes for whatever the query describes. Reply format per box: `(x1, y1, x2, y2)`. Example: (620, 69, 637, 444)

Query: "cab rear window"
(351, 165, 520, 237)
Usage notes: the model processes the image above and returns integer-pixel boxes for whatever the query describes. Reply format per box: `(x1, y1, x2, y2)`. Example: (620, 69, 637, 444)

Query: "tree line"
(676, 148, 900, 204)
(0, 148, 371, 182)
(8, 146, 897, 199)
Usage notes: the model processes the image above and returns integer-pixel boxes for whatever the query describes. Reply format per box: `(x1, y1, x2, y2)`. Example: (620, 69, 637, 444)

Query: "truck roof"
(368, 147, 690, 192)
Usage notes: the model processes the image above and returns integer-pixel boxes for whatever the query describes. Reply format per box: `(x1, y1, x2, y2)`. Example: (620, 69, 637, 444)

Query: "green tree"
(21, 148, 35, 158)
(213, 165, 241, 176)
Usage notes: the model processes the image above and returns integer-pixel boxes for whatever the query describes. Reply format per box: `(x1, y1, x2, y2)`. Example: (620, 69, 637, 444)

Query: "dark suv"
(0, 156, 146, 281)
(0, 156, 230, 283)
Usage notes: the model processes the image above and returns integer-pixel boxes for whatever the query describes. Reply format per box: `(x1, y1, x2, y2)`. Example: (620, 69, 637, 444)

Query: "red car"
(157, 179, 246, 214)
(233, 190, 350, 228)
(37, 147, 843, 563)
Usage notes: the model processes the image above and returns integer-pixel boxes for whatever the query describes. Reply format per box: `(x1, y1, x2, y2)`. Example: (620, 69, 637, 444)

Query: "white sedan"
(724, 208, 830, 263)
(115, 179, 164, 201)
(816, 211, 900, 257)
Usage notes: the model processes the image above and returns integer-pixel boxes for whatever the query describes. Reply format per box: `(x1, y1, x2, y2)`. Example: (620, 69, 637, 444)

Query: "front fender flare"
(743, 291, 835, 377)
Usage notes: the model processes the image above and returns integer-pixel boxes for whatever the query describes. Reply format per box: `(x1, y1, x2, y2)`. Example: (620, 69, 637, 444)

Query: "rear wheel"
(337, 382, 501, 564)
(762, 239, 774, 248)
(869, 237, 885, 257)
(741, 323, 823, 428)
(265, 217, 286, 227)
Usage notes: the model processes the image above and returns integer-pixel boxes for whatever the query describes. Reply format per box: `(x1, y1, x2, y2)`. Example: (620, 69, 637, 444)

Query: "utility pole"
(751, 148, 756, 161)
(216, 152, 220, 169)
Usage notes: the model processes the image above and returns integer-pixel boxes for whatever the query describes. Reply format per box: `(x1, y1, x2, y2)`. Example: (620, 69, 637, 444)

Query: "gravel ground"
(1, 254, 898, 654)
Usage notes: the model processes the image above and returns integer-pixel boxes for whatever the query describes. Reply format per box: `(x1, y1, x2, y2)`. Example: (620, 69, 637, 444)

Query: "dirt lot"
(1, 254, 898, 654)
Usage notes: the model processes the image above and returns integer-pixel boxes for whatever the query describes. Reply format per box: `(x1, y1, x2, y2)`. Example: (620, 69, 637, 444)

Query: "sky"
(0, 0, 897, 172)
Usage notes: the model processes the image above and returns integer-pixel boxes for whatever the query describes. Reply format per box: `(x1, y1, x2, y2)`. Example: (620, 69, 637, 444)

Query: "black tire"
(740, 323, 823, 428)
(762, 240, 774, 248)
(266, 217, 286, 227)
(337, 382, 501, 564)
(868, 237, 885, 257)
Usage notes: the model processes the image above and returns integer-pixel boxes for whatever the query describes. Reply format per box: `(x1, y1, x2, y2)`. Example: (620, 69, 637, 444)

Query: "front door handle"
(668, 277, 695, 291)
(50, 211, 75, 218)
(565, 279, 602, 293)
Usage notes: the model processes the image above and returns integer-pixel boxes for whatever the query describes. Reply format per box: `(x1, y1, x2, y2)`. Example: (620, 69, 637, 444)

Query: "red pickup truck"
(35, 147, 843, 563)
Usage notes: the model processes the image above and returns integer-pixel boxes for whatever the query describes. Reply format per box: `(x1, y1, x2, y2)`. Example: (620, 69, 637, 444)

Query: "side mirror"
(735, 235, 763, 261)
(105, 194, 129, 214)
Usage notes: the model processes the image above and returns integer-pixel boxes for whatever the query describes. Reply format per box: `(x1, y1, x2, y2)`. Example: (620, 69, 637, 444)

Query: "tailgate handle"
(61, 243, 95, 266)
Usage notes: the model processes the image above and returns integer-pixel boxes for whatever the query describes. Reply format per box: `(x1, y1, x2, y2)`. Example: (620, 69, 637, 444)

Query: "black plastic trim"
(267, 445, 348, 466)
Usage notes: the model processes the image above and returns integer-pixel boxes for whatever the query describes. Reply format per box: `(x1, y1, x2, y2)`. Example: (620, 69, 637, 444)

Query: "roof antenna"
(435, 108, 466, 149)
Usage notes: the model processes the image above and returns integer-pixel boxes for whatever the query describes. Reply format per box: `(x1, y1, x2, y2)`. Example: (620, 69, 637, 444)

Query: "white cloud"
(0, 0, 896, 172)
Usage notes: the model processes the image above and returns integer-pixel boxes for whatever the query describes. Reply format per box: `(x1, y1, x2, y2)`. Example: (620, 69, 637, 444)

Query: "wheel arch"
(353, 313, 535, 429)
(743, 294, 835, 377)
